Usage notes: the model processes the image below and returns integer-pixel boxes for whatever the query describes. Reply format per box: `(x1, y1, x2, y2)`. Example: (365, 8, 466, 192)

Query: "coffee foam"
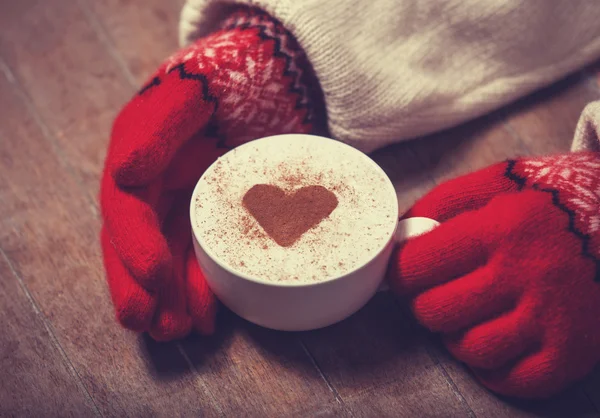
(193, 135, 398, 283)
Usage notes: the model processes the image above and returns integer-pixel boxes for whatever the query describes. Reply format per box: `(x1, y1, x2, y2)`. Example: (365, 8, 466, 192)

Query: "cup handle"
(377, 217, 440, 292)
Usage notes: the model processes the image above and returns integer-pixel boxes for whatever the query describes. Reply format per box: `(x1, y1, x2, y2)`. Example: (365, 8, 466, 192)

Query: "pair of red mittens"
(389, 152, 600, 398)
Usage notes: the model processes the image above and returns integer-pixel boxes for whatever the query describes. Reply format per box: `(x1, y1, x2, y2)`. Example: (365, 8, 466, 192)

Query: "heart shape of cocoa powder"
(242, 184, 338, 247)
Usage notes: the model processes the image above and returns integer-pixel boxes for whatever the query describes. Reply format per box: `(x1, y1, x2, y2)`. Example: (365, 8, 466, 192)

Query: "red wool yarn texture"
(99, 7, 317, 341)
(389, 152, 600, 398)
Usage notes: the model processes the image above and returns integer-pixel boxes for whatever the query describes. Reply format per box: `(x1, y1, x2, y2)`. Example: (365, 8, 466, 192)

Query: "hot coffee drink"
(193, 134, 398, 283)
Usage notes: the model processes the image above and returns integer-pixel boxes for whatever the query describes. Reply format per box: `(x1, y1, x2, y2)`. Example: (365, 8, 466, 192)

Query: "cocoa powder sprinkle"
(242, 184, 338, 247)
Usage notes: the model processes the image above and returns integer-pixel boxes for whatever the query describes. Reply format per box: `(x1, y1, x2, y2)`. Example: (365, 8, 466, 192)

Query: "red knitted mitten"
(100, 7, 320, 341)
(389, 152, 600, 398)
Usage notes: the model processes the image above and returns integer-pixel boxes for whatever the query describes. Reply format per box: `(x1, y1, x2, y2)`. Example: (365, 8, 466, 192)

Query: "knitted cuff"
(219, 7, 328, 135)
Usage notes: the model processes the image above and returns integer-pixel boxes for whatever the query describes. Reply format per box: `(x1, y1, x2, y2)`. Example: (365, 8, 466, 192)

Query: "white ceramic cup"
(190, 134, 439, 332)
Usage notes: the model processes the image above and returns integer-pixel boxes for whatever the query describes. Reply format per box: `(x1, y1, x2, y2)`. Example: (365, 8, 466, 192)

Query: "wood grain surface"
(1, 0, 599, 416)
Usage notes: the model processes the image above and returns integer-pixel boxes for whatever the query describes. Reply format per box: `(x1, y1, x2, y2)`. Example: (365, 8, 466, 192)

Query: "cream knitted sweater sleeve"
(179, 0, 600, 154)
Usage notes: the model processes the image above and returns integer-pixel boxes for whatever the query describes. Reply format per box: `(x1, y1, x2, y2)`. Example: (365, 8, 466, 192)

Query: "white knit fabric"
(573, 101, 600, 153)
(179, 0, 600, 153)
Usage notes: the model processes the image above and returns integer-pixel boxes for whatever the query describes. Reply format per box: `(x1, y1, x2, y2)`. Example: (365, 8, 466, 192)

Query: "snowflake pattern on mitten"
(507, 152, 600, 266)
(158, 8, 315, 147)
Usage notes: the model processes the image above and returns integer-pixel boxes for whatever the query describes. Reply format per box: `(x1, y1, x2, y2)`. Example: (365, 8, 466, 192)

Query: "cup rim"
(189, 133, 399, 288)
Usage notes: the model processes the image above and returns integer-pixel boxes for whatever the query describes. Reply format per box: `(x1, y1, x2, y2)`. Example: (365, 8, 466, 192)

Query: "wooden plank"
(0, 58, 222, 417)
(371, 142, 437, 215)
(583, 366, 600, 413)
(82, 0, 184, 84)
(300, 293, 476, 417)
(180, 309, 345, 416)
(425, 337, 598, 418)
(0, 0, 134, 192)
(503, 73, 600, 155)
(0, 252, 99, 417)
(408, 111, 530, 187)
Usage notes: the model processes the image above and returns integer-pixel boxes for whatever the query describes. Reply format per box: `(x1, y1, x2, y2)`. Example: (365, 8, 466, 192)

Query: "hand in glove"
(390, 152, 600, 397)
(100, 7, 320, 341)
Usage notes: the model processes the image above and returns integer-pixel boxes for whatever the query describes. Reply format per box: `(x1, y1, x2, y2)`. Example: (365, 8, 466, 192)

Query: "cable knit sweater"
(179, 0, 600, 153)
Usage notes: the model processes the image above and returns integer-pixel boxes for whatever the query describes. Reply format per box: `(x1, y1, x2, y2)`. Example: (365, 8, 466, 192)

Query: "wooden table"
(1, 1, 600, 416)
